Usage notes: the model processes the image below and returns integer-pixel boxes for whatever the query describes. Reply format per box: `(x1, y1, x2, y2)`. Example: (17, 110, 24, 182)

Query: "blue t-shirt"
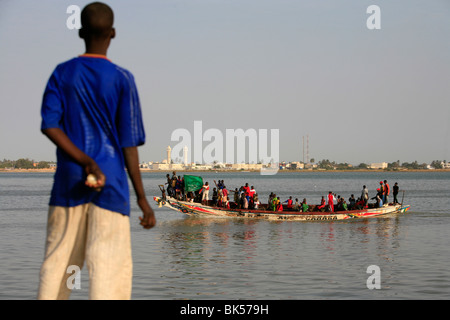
(41, 55, 146, 216)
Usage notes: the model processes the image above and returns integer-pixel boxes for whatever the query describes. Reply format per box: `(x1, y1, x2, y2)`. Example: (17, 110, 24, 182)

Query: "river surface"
(1, 171, 449, 300)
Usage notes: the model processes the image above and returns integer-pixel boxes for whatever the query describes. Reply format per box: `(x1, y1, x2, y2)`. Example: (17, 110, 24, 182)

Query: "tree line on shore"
(0, 158, 54, 169)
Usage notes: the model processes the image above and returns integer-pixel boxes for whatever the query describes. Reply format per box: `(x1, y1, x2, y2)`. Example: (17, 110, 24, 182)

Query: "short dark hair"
(81, 2, 114, 38)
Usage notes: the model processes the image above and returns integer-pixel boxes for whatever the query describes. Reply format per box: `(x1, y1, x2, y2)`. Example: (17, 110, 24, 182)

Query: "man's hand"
(122, 146, 157, 229)
(42, 128, 106, 190)
(84, 160, 106, 191)
(138, 197, 156, 229)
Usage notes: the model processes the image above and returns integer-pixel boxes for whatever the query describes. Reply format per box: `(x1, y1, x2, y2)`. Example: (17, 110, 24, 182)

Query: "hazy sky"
(1, 0, 449, 165)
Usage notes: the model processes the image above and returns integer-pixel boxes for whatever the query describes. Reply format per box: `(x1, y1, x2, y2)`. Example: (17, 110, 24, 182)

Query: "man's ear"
(111, 28, 116, 39)
(79, 28, 85, 39)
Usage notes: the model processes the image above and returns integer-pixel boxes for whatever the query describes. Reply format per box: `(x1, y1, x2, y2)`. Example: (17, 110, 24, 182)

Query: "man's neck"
(84, 42, 109, 56)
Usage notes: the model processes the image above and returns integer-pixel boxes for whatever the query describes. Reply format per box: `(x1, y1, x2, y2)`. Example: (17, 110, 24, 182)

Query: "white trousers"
(37, 203, 132, 300)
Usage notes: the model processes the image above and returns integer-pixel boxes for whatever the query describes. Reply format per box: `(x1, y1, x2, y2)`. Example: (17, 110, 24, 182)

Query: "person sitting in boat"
(253, 193, 260, 209)
(336, 197, 344, 211)
(354, 197, 364, 210)
(376, 194, 383, 208)
(301, 198, 309, 212)
(348, 194, 356, 210)
(276, 197, 283, 211)
(283, 196, 293, 210)
(186, 191, 194, 202)
(293, 198, 300, 211)
(338, 198, 348, 211)
(317, 196, 327, 212)
(371, 188, 384, 208)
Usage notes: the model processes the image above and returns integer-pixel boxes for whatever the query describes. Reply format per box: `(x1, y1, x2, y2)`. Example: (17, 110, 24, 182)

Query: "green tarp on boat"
(184, 175, 203, 192)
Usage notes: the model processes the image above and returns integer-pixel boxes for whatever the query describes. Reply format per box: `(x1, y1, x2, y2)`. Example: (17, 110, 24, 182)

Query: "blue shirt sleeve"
(41, 70, 63, 130)
(116, 70, 146, 148)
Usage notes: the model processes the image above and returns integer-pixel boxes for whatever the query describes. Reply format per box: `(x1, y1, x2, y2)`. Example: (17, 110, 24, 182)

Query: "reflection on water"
(132, 208, 442, 299)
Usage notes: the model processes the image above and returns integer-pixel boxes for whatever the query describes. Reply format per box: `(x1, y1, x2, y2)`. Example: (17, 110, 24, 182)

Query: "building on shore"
(369, 162, 388, 169)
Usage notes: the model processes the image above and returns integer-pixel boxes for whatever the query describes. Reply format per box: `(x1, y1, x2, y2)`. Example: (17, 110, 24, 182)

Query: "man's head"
(79, 2, 115, 47)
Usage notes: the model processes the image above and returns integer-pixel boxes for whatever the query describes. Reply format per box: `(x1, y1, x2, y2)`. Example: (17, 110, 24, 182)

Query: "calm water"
(1, 171, 449, 300)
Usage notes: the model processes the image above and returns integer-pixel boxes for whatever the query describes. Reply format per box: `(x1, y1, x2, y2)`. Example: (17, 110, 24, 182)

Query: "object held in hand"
(86, 174, 98, 186)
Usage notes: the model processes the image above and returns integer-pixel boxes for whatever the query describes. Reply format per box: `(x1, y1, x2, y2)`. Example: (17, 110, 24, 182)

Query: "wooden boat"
(153, 196, 411, 221)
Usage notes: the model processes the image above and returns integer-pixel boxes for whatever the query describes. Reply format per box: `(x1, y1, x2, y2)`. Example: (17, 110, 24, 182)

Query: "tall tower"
(306, 134, 309, 164)
(302, 136, 305, 163)
(183, 146, 188, 166)
(166, 146, 171, 164)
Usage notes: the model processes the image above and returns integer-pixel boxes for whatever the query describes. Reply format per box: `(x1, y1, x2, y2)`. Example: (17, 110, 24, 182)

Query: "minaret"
(167, 146, 171, 164)
(183, 146, 188, 166)
(302, 136, 305, 163)
(306, 134, 309, 164)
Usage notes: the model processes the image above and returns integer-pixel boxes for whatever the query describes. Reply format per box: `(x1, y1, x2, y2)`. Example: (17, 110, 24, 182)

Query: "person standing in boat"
(242, 192, 249, 209)
(165, 174, 173, 197)
(393, 182, 399, 204)
(249, 186, 256, 199)
(268, 192, 274, 208)
(233, 188, 240, 208)
(217, 187, 223, 206)
(270, 194, 277, 211)
(175, 176, 183, 200)
(328, 191, 334, 212)
(222, 185, 229, 208)
(361, 185, 369, 208)
(378, 181, 385, 203)
(200, 182, 210, 205)
(243, 183, 250, 202)
(384, 180, 390, 204)
(212, 187, 218, 206)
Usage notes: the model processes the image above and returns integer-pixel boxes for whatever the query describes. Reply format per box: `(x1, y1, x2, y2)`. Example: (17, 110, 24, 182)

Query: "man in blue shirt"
(38, 2, 156, 300)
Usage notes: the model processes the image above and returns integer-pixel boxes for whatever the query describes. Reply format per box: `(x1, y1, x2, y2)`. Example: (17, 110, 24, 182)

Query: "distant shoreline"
(1, 168, 450, 174)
